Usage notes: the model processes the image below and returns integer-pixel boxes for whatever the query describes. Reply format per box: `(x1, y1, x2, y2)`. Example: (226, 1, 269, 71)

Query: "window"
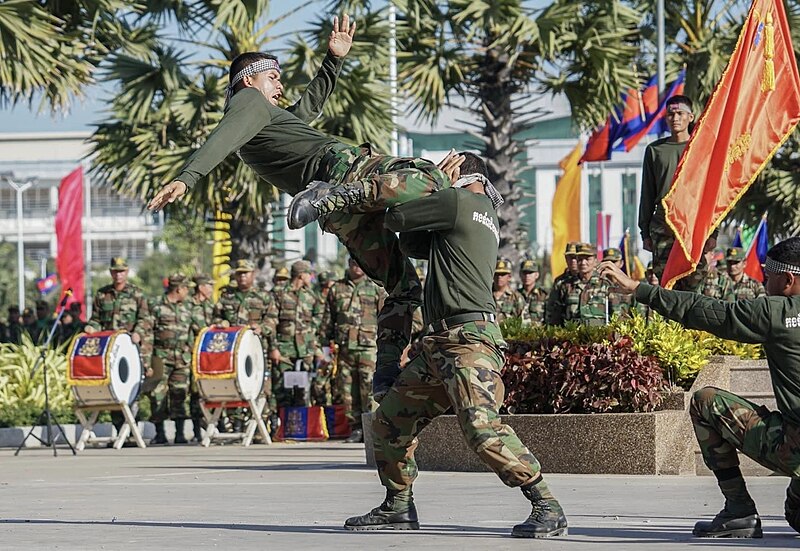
(23, 187, 52, 217)
(588, 174, 602, 244)
(92, 239, 147, 265)
(0, 188, 14, 219)
(24, 242, 51, 263)
(622, 173, 637, 235)
(90, 187, 144, 217)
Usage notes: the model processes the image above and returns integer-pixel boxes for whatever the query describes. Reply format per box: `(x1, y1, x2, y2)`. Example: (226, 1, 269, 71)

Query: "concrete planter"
(363, 355, 734, 475)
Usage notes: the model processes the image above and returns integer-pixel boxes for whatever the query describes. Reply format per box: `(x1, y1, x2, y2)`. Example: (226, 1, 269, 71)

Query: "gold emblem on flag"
(725, 132, 752, 173)
(762, 11, 775, 92)
(77, 337, 101, 357)
(207, 331, 230, 352)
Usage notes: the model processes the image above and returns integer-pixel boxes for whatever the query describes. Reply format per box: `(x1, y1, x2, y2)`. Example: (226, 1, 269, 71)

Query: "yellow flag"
(212, 211, 232, 301)
(550, 143, 583, 277)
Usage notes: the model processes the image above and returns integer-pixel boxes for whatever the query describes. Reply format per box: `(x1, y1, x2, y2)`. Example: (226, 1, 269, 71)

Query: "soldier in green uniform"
(699, 249, 730, 299)
(723, 247, 765, 301)
(546, 243, 579, 325)
(267, 260, 323, 410)
(600, 237, 800, 538)
(1, 305, 22, 344)
(272, 266, 290, 291)
(546, 243, 613, 325)
(85, 257, 153, 435)
(493, 259, 526, 323)
(518, 259, 547, 325)
(316, 270, 336, 300)
(214, 259, 276, 432)
(188, 273, 215, 442)
(320, 256, 385, 443)
(148, 274, 197, 445)
(345, 153, 567, 537)
(638, 95, 716, 290)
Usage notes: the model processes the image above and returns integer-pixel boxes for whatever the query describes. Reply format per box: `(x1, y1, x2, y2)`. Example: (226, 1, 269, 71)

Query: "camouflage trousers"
(147, 359, 191, 422)
(650, 227, 707, 291)
(690, 386, 800, 476)
(271, 355, 313, 410)
(311, 368, 332, 407)
(335, 347, 377, 429)
(319, 145, 450, 371)
(373, 321, 541, 492)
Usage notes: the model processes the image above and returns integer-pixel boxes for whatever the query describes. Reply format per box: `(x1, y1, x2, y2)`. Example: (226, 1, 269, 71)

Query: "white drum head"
(109, 333, 143, 404)
(235, 330, 264, 401)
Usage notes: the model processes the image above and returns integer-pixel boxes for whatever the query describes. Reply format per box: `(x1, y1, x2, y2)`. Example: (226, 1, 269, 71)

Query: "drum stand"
(15, 292, 77, 456)
(74, 402, 146, 450)
(200, 396, 271, 447)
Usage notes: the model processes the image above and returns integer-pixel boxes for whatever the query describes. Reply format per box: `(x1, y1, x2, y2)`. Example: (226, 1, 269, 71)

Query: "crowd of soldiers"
(492, 242, 765, 327)
(1, 256, 385, 446)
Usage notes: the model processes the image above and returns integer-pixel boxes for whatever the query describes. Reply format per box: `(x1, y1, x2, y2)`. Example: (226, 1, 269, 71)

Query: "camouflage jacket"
(190, 295, 214, 332)
(493, 287, 526, 324)
(519, 285, 548, 326)
(545, 273, 577, 325)
(320, 275, 385, 351)
(213, 285, 275, 349)
(724, 275, 766, 302)
(86, 282, 153, 363)
(548, 273, 617, 326)
(149, 294, 195, 365)
(268, 283, 322, 357)
(699, 268, 730, 300)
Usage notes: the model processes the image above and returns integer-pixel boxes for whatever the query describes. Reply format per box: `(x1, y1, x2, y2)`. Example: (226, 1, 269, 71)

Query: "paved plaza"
(0, 442, 797, 550)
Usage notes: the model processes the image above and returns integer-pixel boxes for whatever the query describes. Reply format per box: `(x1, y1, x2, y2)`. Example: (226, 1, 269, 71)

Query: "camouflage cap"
(168, 273, 195, 287)
(192, 273, 213, 286)
(291, 260, 312, 277)
(495, 258, 512, 274)
(575, 242, 596, 257)
(520, 259, 539, 273)
(110, 257, 128, 271)
(565, 242, 579, 256)
(233, 259, 255, 273)
(726, 247, 745, 262)
(274, 266, 289, 281)
(603, 248, 622, 262)
(317, 271, 335, 285)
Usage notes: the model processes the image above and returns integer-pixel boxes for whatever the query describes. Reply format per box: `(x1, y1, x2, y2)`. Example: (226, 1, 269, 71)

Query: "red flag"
(55, 167, 85, 308)
(661, 0, 800, 288)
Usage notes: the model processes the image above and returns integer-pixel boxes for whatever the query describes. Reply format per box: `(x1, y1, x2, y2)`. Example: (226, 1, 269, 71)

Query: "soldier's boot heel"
(150, 422, 168, 445)
(191, 417, 203, 443)
(512, 483, 568, 538)
(692, 510, 762, 538)
(344, 490, 419, 531)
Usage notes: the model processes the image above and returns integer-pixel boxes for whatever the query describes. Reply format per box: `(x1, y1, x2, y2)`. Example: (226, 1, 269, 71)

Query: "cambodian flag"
(744, 216, 768, 282)
(36, 274, 58, 295)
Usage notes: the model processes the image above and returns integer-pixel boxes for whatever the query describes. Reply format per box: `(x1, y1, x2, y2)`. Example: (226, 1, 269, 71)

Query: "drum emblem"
(286, 409, 304, 435)
(207, 332, 230, 353)
(77, 337, 101, 357)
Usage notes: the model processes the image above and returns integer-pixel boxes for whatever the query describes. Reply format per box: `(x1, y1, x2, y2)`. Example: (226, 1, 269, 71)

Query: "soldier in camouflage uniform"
(85, 257, 153, 435)
(272, 266, 290, 291)
(214, 259, 275, 432)
(493, 259, 526, 323)
(316, 270, 336, 300)
(602, 248, 634, 319)
(546, 243, 579, 324)
(518, 259, 547, 325)
(267, 260, 323, 410)
(723, 247, 765, 301)
(547, 243, 612, 325)
(600, 237, 800, 538)
(188, 273, 215, 442)
(148, 274, 197, 445)
(699, 249, 730, 299)
(409, 265, 426, 342)
(320, 256, 385, 443)
(346, 153, 567, 537)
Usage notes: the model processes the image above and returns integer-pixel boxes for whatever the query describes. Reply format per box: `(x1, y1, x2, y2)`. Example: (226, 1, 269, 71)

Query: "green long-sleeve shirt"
(177, 51, 345, 194)
(636, 283, 800, 425)
(638, 138, 687, 240)
(385, 188, 498, 324)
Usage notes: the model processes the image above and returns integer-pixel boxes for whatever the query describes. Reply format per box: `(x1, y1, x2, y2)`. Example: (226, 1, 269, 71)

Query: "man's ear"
(242, 75, 254, 88)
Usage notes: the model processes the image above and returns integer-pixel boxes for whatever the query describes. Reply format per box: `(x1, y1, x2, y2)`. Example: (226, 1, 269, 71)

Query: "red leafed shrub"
(501, 336, 668, 414)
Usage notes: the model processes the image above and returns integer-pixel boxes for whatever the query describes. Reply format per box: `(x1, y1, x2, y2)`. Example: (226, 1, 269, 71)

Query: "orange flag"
(661, 0, 800, 288)
(550, 143, 582, 278)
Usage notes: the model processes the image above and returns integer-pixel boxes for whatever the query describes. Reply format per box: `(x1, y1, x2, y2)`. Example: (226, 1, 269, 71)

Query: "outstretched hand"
(597, 260, 640, 295)
(147, 180, 187, 211)
(437, 150, 465, 183)
(329, 14, 356, 58)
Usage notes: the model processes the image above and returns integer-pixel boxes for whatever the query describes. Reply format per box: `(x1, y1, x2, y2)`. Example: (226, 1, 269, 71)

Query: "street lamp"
(2, 175, 36, 309)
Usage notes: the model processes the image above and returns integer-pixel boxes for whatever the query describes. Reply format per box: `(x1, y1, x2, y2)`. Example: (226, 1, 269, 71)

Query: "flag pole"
(83, 163, 93, 319)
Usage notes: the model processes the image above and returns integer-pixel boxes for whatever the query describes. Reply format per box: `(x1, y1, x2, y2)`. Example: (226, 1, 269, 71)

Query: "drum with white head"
(67, 331, 143, 406)
(192, 326, 264, 401)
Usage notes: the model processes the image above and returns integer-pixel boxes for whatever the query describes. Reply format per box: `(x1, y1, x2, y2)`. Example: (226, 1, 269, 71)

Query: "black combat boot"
(512, 480, 568, 538)
(344, 488, 419, 531)
(150, 421, 168, 445)
(174, 419, 188, 444)
(191, 417, 203, 443)
(345, 429, 363, 443)
(287, 180, 367, 229)
(693, 476, 761, 538)
(785, 479, 800, 534)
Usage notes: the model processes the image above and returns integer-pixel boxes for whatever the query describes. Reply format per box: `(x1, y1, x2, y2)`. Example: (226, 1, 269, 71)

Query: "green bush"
(0, 335, 75, 428)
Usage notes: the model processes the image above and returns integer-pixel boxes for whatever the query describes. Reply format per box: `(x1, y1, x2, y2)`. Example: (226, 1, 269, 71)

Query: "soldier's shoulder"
(96, 283, 115, 294)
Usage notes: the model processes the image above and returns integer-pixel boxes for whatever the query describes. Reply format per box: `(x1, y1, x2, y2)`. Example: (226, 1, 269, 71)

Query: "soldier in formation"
(546, 243, 613, 326)
(723, 247, 766, 301)
(320, 256, 385, 443)
(188, 273, 215, 442)
(699, 249, 729, 299)
(493, 259, 526, 323)
(518, 259, 547, 326)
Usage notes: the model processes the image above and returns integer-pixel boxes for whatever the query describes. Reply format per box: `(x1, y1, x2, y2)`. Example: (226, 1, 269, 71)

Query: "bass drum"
(192, 326, 264, 401)
(67, 331, 143, 406)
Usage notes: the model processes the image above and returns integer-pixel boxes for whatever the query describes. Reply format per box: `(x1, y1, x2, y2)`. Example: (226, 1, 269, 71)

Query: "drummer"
(85, 257, 153, 441)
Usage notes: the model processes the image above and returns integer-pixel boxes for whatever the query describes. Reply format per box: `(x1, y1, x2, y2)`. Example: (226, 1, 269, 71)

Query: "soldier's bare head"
(764, 237, 800, 296)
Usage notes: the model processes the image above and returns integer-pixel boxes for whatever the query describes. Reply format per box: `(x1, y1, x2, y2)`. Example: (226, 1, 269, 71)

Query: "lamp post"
(4, 176, 35, 309)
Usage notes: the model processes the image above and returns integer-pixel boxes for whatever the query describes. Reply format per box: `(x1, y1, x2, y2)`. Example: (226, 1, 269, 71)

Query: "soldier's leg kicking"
(690, 386, 800, 537)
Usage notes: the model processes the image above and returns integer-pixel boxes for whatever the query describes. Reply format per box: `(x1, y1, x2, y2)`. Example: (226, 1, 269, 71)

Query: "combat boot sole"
(287, 180, 332, 229)
(344, 521, 420, 531)
(511, 525, 568, 538)
(693, 514, 762, 538)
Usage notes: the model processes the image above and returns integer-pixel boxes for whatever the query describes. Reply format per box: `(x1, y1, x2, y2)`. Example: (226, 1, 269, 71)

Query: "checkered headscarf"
(225, 57, 281, 108)
(765, 256, 800, 275)
(453, 173, 504, 209)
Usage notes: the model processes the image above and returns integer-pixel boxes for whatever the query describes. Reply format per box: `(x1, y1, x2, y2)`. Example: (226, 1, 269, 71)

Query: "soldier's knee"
(690, 386, 720, 419)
